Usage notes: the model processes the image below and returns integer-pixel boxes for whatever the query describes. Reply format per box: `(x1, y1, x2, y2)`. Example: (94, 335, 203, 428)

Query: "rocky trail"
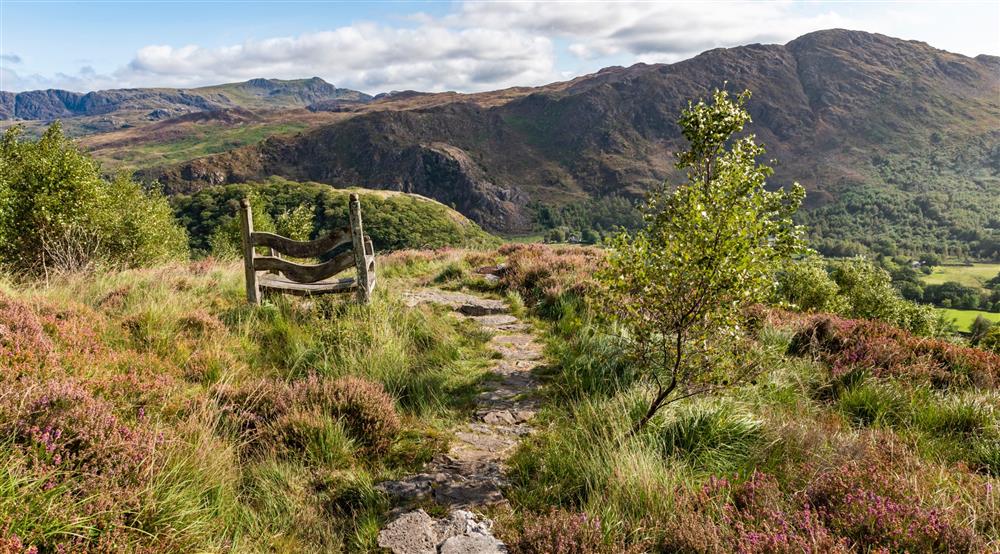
(375, 289, 545, 553)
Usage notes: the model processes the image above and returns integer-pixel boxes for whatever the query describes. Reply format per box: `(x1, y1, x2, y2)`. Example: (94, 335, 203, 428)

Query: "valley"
(6, 30, 999, 259)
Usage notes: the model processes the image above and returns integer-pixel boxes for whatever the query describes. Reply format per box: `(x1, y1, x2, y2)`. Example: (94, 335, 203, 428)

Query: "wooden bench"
(239, 193, 376, 304)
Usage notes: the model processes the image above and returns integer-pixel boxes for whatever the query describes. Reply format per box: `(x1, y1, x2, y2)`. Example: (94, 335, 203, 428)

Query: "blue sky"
(2, 1, 998, 93)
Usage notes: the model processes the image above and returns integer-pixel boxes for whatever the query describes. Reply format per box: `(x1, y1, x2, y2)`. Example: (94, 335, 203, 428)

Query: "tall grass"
(0, 257, 495, 552)
(495, 249, 999, 551)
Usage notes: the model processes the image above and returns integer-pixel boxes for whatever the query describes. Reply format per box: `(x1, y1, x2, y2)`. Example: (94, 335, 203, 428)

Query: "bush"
(297, 376, 401, 455)
(0, 377, 165, 549)
(507, 509, 645, 554)
(0, 124, 187, 274)
(981, 326, 1000, 353)
(0, 293, 55, 372)
(789, 315, 1000, 387)
(219, 375, 401, 456)
(488, 243, 603, 310)
(805, 449, 980, 551)
(270, 409, 357, 468)
(774, 258, 844, 312)
(660, 472, 851, 554)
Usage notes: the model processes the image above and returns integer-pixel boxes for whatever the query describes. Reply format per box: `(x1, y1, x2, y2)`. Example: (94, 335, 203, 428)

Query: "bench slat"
(252, 226, 351, 258)
(253, 250, 354, 284)
(259, 275, 358, 296)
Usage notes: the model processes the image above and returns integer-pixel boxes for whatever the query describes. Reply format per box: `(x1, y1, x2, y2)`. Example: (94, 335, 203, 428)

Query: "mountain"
(7, 30, 998, 257)
(0, 77, 371, 135)
(144, 30, 999, 256)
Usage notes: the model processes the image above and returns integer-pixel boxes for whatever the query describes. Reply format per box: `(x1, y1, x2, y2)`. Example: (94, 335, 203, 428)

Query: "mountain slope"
(0, 77, 371, 136)
(148, 30, 999, 256)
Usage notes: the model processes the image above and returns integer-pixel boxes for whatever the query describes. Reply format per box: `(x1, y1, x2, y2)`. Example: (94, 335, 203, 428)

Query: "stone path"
(375, 289, 544, 553)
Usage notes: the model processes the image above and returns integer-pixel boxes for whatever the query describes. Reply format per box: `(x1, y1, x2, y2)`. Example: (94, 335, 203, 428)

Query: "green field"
(935, 307, 1000, 331)
(921, 263, 1000, 288)
(110, 121, 311, 168)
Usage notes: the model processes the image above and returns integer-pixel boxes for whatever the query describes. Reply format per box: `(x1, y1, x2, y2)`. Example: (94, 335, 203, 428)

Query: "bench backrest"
(239, 193, 375, 304)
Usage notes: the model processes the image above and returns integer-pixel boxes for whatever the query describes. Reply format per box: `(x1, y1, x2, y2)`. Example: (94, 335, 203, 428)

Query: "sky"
(2, 1, 998, 94)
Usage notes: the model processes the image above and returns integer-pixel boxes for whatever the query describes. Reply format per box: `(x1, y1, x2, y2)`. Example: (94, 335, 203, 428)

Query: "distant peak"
(243, 77, 332, 88)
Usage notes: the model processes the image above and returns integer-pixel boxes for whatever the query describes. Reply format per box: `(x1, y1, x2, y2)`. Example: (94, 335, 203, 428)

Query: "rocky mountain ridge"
(0, 77, 370, 122)
(148, 30, 1000, 250)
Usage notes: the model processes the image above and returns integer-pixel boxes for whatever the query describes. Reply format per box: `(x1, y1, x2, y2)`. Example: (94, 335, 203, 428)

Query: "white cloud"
(5, 21, 557, 93)
(455, 1, 849, 63)
(10, 1, 990, 94)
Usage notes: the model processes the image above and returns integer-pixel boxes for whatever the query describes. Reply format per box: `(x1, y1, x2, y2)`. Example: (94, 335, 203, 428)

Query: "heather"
(789, 315, 1000, 387)
(473, 246, 999, 552)
(2, 244, 998, 552)
(0, 256, 496, 552)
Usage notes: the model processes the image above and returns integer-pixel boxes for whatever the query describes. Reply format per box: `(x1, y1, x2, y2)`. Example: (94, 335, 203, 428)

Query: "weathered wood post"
(239, 198, 261, 305)
(364, 235, 376, 293)
(349, 193, 372, 304)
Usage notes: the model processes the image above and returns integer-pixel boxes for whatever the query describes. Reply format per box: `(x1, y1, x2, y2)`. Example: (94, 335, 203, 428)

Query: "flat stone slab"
(377, 510, 439, 554)
(404, 289, 505, 310)
(472, 314, 519, 327)
(481, 409, 536, 425)
(378, 509, 506, 554)
(459, 301, 508, 316)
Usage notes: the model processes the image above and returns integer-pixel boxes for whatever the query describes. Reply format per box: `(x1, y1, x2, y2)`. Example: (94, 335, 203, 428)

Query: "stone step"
(377, 509, 506, 554)
(459, 301, 508, 316)
(479, 408, 536, 425)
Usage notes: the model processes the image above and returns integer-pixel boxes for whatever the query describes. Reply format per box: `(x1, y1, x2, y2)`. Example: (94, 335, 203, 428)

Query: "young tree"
(600, 89, 807, 433)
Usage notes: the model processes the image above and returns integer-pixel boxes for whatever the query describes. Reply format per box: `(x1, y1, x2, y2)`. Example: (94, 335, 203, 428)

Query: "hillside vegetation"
(144, 30, 999, 259)
(170, 178, 498, 256)
(2, 76, 998, 554)
(0, 254, 501, 552)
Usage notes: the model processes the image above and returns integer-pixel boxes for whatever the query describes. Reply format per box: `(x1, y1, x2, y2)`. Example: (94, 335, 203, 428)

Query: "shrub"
(0, 124, 187, 275)
(774, 258, 844, 313)
(0, 293, 55, 373)
(805, 450, 980, 551)
(789, 316, 1000, 387)
(271, 409, 356, 468)
(218, 375, 401, 456)
(490, 244, 602, 308)
(660, 473, 851, 554)
(661, 448, 981, 554)
(979, 326, 1000, 353)
(507, 509, 645, 554)
(297, 376, 401, 455)
(0, 378, 159, 484)
(0, 377, 166, 550)
(826, 258, 952, 336)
